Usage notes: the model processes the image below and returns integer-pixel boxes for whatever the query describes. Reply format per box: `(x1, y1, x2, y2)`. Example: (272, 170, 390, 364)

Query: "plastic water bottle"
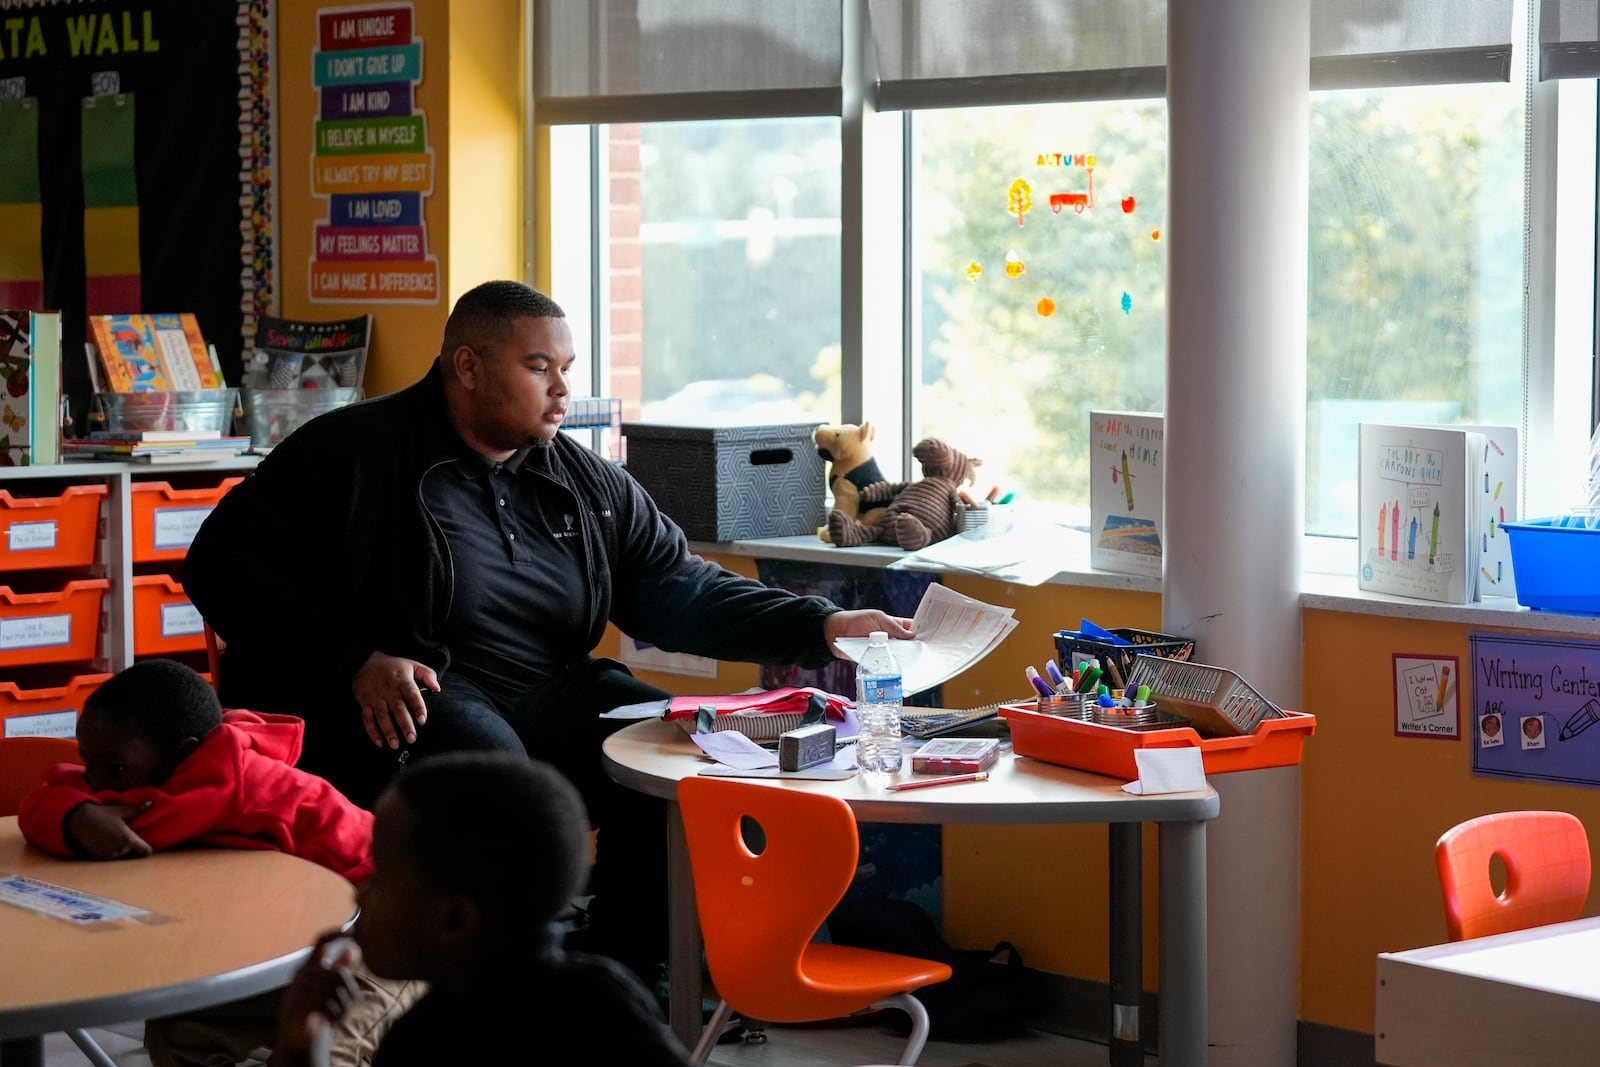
(855, 630, 904, 776)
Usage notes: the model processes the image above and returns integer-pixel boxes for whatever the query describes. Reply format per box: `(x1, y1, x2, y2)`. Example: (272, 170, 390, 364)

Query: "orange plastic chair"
(0, 734, 82, 817)
(1435, 810, 1591, 941)
(677, 777, 953, 1065)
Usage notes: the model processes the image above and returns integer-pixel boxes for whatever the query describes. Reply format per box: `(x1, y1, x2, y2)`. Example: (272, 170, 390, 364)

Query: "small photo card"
(1478, 713, 1504, 748)
(1520, 715, 1546, 750)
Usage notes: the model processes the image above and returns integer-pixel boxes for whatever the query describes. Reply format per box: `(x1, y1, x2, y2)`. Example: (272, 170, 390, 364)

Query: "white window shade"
(533, 0, 842, 123)
(870, 0, 1515, 109)
(1540, 0, 1600, 79)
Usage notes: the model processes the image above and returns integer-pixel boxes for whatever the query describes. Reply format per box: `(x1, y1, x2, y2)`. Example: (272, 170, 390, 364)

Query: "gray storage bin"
(622, 422, 823, 541)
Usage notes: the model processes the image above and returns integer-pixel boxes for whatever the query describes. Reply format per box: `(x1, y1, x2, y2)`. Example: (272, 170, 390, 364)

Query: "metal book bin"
(1123, 655, 1284, 737)
(90, 389, 240, 435)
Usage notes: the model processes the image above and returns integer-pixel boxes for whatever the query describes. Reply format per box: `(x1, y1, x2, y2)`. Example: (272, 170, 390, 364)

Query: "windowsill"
(691, 531, 1600, 638)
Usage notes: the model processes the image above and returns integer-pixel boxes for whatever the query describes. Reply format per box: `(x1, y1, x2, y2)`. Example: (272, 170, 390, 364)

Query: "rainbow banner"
(0, 98, 44, 310)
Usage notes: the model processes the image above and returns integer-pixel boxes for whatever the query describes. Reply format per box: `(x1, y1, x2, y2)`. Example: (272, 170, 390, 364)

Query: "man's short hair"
(83, 659, 224, 749)
(441, 281, 565, 358)
(391, 751, 589, 927)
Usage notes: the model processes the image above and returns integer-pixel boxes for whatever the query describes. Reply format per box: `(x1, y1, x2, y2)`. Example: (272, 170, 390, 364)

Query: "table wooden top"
(0, 816, 356, 1037)
(603, 717, 1219, 825)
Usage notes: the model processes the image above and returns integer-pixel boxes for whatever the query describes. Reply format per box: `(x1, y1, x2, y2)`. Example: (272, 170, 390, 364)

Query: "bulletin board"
(1470, 631, 1600, 788)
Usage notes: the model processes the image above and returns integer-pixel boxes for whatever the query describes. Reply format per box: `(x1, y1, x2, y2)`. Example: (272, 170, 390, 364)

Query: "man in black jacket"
(185, 280, 910, 977)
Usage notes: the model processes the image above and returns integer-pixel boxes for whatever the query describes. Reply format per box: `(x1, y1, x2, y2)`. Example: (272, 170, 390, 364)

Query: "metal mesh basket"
(1124, 654, 1284, 737)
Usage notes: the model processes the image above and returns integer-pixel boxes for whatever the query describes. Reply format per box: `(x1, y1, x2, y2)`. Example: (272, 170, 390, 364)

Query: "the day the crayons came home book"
(1357, 423, 1515, 605)
(1089, 411, 1163, 578)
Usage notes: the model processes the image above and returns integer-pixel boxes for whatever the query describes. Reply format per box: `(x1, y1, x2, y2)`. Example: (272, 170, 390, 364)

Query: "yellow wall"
(277, 0, 522, 397)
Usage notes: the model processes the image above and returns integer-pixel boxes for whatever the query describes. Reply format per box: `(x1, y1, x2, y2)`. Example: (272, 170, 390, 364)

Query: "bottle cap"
(868, 630, 888, 643)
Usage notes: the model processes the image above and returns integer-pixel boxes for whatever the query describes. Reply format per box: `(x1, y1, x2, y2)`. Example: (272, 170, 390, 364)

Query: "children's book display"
(1357, 422, 1518, 604)
(1088, 410, 1164, 577)
(245, 314, 371, 390)
(89, 314, 224, 393)
(0, 310, 63, 466)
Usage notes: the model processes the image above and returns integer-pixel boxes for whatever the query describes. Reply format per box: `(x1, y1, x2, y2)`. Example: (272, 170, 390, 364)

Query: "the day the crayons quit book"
(1089, 410, 1164, 578)
(1357, 422, 1500, 605)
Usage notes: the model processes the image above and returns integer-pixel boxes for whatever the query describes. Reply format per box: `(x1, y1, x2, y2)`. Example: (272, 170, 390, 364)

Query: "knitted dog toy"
(826, 438, 979, 551)
(814, 421, 892, 542)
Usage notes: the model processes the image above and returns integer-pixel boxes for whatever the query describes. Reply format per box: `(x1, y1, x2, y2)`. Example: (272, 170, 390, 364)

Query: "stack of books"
(63, 429, 252, 464)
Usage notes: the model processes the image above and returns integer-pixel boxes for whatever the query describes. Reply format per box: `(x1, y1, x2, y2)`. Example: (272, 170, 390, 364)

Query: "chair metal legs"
(691, 994, 932, 1066)
(67, 1029, 118, 1067)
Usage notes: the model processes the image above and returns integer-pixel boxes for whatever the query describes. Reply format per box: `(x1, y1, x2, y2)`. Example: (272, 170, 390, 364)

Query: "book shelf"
(0, 456, 258, 738)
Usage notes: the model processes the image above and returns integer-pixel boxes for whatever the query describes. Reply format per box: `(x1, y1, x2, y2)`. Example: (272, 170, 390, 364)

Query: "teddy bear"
(826, 437, 980, 551)
(813, 421, 894, 542)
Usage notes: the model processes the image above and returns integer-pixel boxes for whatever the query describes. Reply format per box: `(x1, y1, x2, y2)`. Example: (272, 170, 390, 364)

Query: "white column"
(1166, 1, 1308, 1063)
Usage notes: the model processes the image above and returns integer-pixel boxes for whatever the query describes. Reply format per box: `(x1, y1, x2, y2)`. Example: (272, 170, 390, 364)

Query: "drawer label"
(160, 601, 204, 638)
(6, 520, 58, 552)
(3, 710, 77, 739)
(0, 613, 71, 650)
(152, 506, 213, 550)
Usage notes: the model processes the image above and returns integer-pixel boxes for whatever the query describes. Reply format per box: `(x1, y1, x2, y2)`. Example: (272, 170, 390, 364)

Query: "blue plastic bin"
(1501, 517, 1600, 614)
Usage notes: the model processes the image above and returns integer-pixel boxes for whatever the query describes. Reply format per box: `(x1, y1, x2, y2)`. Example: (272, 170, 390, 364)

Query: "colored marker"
(1044, 660, 1066, 689)
(1391, 501, 1400, 561)
(1378, 502, 1387, 559)
(1076, 665, 1102, 693)
(1408, 517, 1418, 560)
(1429, 503, 1440, 565)
(1494, 481, 1503, 501)
(1490, 517, 1496, 539)
(1481, 565, 1495, 585)
(1435, 664, 1451, 712)
(997, 492, 1015, 505)
(1135, 684, 1151, 703)
(986, 485, 1001, 504)
(1121, 451, 1134, 511)
(1025, 666, 1055, 699)
(1485, 471, 1490, 493)
(1490, 438, 1504, 455)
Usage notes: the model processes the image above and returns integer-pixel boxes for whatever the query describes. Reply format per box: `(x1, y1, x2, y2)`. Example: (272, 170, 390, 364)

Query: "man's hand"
(64, 801, 153, 860)
(269, 930, 362, 1067)
(352, 652, 440, 749)
(825, 609, 915, 659)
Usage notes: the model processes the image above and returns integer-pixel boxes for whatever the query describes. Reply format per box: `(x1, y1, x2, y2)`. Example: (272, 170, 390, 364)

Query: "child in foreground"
(19, 659, 417, 1067)
(271, 750, 696, 1066)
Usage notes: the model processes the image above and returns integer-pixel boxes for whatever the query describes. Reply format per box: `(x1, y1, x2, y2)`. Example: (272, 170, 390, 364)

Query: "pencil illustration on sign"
(1089, 411, 1163, 578)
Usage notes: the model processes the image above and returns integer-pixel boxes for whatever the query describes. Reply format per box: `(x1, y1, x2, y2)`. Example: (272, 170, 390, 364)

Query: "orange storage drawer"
(0, 673, 111, 739)
(131, 574, 206, 655)
(1000, 704, 1316, 779)
(0, 485, 106, 571)
(130, 477, 243, 562)
(0, 579, 110, 668)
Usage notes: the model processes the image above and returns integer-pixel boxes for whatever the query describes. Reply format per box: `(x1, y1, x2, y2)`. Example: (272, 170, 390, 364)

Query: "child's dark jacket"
(17, 710, 373, 884)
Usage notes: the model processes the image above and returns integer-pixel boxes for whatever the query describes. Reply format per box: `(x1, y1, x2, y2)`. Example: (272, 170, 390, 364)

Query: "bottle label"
(862, 675, 902, 704)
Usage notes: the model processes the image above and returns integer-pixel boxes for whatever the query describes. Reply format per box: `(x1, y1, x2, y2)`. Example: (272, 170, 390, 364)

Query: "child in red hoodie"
(19, 659, 416, 1067)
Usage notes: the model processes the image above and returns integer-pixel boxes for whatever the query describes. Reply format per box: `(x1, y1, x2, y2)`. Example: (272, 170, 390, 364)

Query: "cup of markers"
(1028, 660, 1151, 717)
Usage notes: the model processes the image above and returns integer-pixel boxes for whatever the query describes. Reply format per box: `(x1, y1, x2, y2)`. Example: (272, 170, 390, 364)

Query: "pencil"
(887, 772, 989, 792)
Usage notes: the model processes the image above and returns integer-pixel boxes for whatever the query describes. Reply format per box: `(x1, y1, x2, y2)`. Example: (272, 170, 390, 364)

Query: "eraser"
(779, 722, 837, 771)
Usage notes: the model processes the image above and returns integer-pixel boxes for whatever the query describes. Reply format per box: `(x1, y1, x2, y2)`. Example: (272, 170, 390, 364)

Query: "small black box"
(779, 723, 837, 771)
(621, 422, 824, 542)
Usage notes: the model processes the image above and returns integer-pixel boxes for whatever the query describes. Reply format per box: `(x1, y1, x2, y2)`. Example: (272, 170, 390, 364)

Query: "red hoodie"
(18, 710, 373, 886)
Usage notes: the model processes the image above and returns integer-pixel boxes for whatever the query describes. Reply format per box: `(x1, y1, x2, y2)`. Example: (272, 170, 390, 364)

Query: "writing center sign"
(1470, 632, 1600, 788)
(307, 3, 439, 303)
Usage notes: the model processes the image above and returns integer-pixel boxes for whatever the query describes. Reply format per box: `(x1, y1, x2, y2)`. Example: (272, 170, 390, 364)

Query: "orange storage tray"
(0, 673, 111, 739)
(0, 485, 106, 571)
(131, 574, 206, 655)
(0, 579, 110, 668)
(130, 477, 242, 562)
(1000, 704, 1316, 779)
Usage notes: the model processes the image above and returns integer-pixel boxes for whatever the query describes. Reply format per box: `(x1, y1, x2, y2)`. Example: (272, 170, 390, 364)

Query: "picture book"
(909, 736, 1001, 774)
(247, 314, 371, 390)
(0, 310, 63, 466)
(1089, 410, 1164, 577)
(1358, 423, 1483, 604)
(90, 314, 223, 393)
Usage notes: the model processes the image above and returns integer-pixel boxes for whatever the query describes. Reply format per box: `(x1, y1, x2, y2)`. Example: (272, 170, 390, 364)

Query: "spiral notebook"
(901, 699, 1024, 741)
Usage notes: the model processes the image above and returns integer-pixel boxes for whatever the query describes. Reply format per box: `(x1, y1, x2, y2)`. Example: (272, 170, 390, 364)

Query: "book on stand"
(1358, 422, 1491, 604)
(1088, 410, 1164, 577)
(0, 309, 63, 466)
(248, 314, 371, 390)
(89, 313, 224, 393)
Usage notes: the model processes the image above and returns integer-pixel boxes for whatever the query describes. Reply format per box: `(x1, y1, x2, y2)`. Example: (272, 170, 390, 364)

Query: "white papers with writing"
(691, 730, 778, 769)
(832, 583, 1018, 696)
(1120, 748, 1207, 795)
(888, 517, 1074, 586)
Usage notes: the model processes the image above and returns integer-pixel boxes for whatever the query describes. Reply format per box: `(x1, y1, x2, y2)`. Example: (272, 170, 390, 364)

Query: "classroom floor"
(41, 1018, 1141, 1066)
